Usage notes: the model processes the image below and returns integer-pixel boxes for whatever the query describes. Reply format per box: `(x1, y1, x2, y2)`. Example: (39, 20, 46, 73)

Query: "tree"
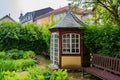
(69, 0, 120, 25)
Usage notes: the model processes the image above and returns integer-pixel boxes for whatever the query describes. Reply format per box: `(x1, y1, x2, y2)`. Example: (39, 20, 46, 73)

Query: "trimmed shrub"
(0, 22, 47, 54)
(84, 24, 120, 57)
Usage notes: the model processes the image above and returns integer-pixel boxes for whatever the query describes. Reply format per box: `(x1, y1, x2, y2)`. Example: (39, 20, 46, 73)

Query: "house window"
(62, 33, 80, 54)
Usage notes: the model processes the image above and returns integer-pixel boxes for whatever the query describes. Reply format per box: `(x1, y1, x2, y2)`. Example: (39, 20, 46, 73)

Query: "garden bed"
(0, 49, 96, 80)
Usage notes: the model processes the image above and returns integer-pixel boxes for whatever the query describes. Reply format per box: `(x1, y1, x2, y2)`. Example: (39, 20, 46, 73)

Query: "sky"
(0, 0, 69, 22)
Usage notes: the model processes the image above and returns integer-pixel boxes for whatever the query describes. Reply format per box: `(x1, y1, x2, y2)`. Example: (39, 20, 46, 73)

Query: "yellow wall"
(61, 56, 81, 69)
(36, 16, 50, 25)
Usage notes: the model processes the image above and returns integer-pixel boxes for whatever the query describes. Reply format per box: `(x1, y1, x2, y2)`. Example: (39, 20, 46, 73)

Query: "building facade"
(35, 6, 93, 25)
(0, 14, 15, 23)
(19, 7, 54, 24)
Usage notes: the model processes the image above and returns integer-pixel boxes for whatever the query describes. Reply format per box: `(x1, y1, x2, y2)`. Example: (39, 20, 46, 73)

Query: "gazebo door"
(50, 33, 59, 68)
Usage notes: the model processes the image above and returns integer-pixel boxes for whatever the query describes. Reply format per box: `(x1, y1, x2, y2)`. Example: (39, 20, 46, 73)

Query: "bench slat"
(92, 54, 120, 75)
(117, 59, 120, 73)
(84, 67, 120, 80)
(84, 54, 120, 80)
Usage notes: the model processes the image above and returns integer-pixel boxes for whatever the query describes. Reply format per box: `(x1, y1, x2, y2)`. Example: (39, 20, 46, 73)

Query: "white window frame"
(62, 33, 80, 54)
(50, 32, 59, 68)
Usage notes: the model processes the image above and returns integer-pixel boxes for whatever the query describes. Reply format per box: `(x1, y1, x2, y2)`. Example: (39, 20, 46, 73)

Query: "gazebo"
(49, 4, 85, 69)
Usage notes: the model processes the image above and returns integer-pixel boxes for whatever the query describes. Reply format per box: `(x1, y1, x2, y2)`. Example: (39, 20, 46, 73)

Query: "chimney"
(8, 13, 10, 17)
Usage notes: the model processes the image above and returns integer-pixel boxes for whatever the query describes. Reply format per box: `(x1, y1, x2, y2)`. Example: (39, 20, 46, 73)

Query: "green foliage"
(0, 59, 36, 71)
(28, 67, 68, 80)
(0, 51, 6, 59)
(50, 69, 68, 80)
(41, 20, 59, 55)
(2, 71, 19, 80)
(5, 49, 24, 59)
(23, 51, 35, 59)
(0, 49, 35, 60)
(84, 24, 120, 57)
(0, 22, 47, 54)
(1, 66, 69, 80)
(69, 0, 120, 25)
(86, 6, 115, 25)
(0, 68, 3, 80)
(28, 66, 52, 80)
(20, 73, 32, 80)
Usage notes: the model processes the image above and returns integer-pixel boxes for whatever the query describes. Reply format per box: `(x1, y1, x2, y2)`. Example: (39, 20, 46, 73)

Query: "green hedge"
(0, 22, 47, 54)
(84, 24, 120, 57)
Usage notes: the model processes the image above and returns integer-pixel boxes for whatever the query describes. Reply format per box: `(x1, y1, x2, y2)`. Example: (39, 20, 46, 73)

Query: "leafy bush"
(1, 67, 69, 80)
(0, 51, 6, 59)
(0, 22, 47, 54)
(5, 49, 24, 59)
(28, 66, 68, 80)
(0, 59, 36, 71)
(23, 51, 35, 59)
(40, 21, 58, 55)
(2, 71, 19, 80)
(0, 49, 36, 60)
(28, 66, 51, 80)
(84, 24, 120, 57)
(50, 69, 68, 80)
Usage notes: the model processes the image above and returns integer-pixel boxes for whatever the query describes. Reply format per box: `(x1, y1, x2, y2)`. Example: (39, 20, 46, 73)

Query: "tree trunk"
(113, 6, 120, 25)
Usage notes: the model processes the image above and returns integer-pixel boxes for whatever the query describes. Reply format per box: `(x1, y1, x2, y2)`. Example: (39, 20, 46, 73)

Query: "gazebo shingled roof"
(50, 4, 84, 29)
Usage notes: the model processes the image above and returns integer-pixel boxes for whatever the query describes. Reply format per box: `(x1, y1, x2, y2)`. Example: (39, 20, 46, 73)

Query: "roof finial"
(68, 3, 72, 14)
(68, 3, 71, 10)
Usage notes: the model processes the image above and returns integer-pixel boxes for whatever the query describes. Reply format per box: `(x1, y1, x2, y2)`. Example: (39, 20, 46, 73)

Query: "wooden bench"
(83, 54, 120, 80)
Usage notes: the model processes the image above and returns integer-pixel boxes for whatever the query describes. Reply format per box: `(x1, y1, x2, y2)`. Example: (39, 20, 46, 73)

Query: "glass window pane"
(72, 39, 75, 43)
(63, 44, 66, 48)
(63, 49, 66, 52)
(55, 57, 58, 61)
(76, 35, 79, 38)
(67, 39, 70, 43)
(63, 39, 66, 43)
(67, 34, 70, 38)
(55, 40, 57, 43)
(55, 34, 58, 38)
(72, 34, 75, 38)
(76, 49, 79, 52)
(67, 44, 70, 48)
(55, 49, 58, 52)
(76, 39, 79, 43)
(72, 49, 75, 52)
(55, 44, 58, 47)
(55, 52, 58, 56)
(63, 35, 66, 38)
(76, 44, 79, 48)
(67, 49, 70, 52)
(72, 44, 75, 49)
